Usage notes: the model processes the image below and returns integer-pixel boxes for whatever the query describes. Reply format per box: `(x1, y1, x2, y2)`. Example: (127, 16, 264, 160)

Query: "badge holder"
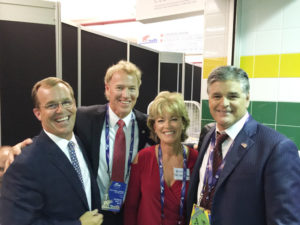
(189, 204, 211, 225)
(101, 181, 127, 212)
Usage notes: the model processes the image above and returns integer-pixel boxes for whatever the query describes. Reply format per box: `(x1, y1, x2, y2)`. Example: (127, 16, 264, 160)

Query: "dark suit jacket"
(74, 104, 154, 177)
(197, 122, 215, 152)
(0, 131, 101, 225)
(187, 116, 300, 225)
(74, 104, 154, 225)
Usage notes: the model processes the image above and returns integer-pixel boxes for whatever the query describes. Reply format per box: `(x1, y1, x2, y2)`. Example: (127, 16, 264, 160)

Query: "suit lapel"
(134, 109, 150, 150)
(90, 105, 106, 177)
(216, 118, 257, 190)
(198, 127, 216, 164)
(40, 131, 89, 210)
(190, 127, 215, 193)
(76, 136, 102, 209)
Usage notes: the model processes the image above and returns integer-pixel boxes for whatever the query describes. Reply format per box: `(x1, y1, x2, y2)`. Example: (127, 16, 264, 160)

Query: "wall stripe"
(240, 53, 300, 78)
(203, 57, 227, 78)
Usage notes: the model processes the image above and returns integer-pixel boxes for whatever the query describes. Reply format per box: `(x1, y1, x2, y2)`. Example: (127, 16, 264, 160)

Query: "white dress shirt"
(44, 130, 92, 210)
(197, 112, 250, 205)
(97, 106, 139, 205)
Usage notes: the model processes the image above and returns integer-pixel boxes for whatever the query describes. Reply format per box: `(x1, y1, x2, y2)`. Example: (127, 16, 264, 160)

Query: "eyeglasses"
(42, 100, 74, 110)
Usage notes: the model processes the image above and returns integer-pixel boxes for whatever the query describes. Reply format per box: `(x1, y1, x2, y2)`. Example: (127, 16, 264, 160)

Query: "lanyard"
(200, 116, 250, 204)
(158, 144, 187, 225)
(105, 104, 135, 180)
(200, 131, 234, 203)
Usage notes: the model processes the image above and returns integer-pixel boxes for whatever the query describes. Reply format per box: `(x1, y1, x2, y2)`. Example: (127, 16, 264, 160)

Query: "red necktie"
(200, 132, 228, 210)
(111, 119, 126, 182)
(212, 132, 228, 176)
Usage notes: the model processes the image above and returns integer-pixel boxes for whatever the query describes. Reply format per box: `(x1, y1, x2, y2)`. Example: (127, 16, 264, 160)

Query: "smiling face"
(33, 83, 76, 140)
(105, 71, 139, 118)
(153, 112, 183, 145)
(208, 80, 250, 131)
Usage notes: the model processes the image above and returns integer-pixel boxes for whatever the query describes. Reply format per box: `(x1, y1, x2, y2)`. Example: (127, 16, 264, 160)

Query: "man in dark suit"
(186, 66, 300, 225)
(4, 61, 153, 225)
(74, 60, 153, 225)
(0, 77, 103, 225)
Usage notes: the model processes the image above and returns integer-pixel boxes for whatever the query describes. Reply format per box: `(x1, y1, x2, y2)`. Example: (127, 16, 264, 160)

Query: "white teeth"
(217, 110, 230, 113)
(121, 101, 130, 104)
(164, 131, 174, 135)
(56, 116, 68, 122)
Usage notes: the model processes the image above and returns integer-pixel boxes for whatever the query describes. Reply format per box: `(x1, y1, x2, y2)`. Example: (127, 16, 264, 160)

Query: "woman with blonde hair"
(124, 91, 198, 225)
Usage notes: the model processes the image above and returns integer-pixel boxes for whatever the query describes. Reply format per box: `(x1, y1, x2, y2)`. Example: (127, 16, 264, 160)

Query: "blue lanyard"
(201, 131, 233, 200)
(158, 144, 187, 225)
(105, 104, 135, 180)
(201, 116, 250, 202)
(202, 134, 224, 193)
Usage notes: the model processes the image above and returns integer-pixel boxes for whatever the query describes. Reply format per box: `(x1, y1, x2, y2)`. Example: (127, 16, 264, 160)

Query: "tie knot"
(117, 119, 125, 128)
(216, 132, 228, 145)
(68, 141, 75, 149)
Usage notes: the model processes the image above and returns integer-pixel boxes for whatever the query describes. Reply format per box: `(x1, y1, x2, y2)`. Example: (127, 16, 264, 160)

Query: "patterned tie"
(111, 119, 126, 182)
(67, 141, 84, 185)
(200, 132, 228, 210)
(212, 132, 228, 175)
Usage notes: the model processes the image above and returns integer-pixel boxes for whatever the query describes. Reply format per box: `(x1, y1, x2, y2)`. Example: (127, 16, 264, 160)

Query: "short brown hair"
(31, 77, 75, 108)
(147, 91, 190, 142)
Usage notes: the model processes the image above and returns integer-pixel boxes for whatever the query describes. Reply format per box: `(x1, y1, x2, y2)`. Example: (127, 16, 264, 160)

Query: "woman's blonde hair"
(147, 91, 190, 142)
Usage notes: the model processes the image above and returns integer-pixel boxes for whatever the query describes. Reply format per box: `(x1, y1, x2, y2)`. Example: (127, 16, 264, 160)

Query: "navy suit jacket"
(0, 131, 101, 225)
(74, 104, 154, 177)
(186, 116, 300, 225)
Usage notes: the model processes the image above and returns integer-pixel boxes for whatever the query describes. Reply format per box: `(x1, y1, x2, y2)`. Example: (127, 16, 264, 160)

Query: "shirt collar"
(44, 129, 77, 148)
(216, 112, 249, 140)
(108, 106, 134, 128)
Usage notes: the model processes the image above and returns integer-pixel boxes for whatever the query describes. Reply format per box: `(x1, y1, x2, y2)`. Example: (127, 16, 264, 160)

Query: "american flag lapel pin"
(241, 143, 247, 148)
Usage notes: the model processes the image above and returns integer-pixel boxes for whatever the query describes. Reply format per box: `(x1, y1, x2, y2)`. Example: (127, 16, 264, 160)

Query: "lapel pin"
(141, 130, 146, 134)
(241, 143, 247, 148)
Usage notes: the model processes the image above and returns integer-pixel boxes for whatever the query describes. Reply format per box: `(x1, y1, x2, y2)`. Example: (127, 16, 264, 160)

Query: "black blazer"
(74, 104, 154, 178)
(0, 130, 101, 225)
(186, 116, 300, 225)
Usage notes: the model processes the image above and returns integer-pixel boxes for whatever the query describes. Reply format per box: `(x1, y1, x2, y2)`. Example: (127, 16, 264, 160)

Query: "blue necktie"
(67, 141, 84, 185)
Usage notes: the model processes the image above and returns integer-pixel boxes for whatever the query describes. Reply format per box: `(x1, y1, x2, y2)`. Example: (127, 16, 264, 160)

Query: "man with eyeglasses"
(0, 77, 103, 225)
(4, 61, 154, 225)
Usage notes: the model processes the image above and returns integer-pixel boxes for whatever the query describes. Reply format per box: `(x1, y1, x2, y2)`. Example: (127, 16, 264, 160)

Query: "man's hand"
(4, 138, 33, 172)
(79, 209, 103, 225)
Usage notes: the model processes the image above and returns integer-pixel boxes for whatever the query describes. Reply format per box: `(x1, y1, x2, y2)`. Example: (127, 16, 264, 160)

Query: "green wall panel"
(277, 102, 300, 126)
(252, 101, 276, 124)
(201, 100, 213, 120)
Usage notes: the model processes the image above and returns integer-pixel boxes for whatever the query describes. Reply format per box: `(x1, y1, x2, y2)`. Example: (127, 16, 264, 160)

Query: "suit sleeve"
(0, 159, 81, 225)
(264, 139, 300, 225)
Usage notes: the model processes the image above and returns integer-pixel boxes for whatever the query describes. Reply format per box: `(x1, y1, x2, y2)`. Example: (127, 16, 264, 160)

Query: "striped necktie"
(200, 132, 228, 210)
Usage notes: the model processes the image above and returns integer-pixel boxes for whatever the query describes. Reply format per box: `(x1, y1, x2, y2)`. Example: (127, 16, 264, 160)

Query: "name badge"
(101, 181, 127, 212)
(189, 204, 211, 225)
(174, 168, 190, 180)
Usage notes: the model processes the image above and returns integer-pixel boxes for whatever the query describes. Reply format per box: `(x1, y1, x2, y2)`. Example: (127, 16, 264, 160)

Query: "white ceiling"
(57, 0, 203, 61)
(59, 0, 136, 23)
